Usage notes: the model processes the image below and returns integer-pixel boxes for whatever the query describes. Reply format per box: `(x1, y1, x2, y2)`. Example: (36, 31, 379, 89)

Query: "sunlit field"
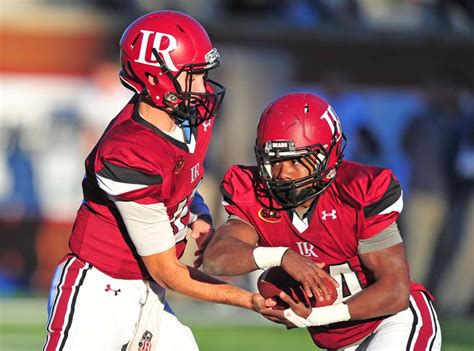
(1, 297, 472, 351)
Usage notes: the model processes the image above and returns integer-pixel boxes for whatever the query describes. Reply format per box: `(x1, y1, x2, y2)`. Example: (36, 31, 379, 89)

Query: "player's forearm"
(287, 276, 409, 327)
(348, 243, 410, 320)
(202, 236, 257, 275)
(345, 275, 409, 320)
(153, 262, 254, 310)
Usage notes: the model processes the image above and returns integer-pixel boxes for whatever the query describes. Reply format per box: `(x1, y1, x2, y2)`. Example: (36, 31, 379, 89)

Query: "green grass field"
(1, 297, 473, 350)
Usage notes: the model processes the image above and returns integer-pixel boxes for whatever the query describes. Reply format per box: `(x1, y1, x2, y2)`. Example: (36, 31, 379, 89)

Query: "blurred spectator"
(0, 127, 41, 294)
(306, 0, 362, 26)
(222, 0, 362, 26)
(132, 0, 222, 22)
(32, 106, 85, 291)
(401, 80, 462, 286)
(427, 0, 474, 30)
(50, 0, 141, 17)
(427, 88, 474, 316)
(75, 56, 133, 149)
(222, 0, 283, 18)
(319, 72, 381, 166)
(1, 128, 41, 220)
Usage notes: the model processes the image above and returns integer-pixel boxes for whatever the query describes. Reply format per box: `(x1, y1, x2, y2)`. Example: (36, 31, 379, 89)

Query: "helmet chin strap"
(141, 93, 196, 139)
(180, 119, 192, 144)
(271, 178, 327, 209)
(295, 187, 319, 205)
(171, 105, 197, 144)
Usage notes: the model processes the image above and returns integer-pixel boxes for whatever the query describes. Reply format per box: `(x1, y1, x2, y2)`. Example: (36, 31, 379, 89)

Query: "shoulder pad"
(221, 165, 259, 205)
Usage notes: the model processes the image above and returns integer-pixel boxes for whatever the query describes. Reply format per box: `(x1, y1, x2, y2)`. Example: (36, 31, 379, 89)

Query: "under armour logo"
(203, 120, 212, 132)
(105, 284, 121, 296)
(321, 209, 337, 220)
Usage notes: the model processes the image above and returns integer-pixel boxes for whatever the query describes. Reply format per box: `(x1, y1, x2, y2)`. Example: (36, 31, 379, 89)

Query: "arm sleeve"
(358, 222, 403, 254)
(113, 200, 176, 256)
(189, 191, 212, 225)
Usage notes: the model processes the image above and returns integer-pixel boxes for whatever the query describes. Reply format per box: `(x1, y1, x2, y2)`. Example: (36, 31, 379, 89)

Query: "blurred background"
(1, 0, 473, 350)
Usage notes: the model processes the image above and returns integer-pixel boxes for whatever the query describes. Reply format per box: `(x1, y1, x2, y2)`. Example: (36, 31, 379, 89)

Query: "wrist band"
(253, 246, 289, 269)
(284, 303, 351, 327)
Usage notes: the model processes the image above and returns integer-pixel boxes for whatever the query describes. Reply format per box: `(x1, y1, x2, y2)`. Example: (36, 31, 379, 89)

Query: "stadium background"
(0, 1, 473, 350)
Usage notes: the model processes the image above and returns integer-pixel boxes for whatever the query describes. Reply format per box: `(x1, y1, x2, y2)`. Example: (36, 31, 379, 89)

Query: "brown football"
(257, 266, 337, 310)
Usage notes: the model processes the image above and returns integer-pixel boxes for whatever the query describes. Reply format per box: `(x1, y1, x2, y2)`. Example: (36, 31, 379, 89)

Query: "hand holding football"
(257, 266, 337, 310)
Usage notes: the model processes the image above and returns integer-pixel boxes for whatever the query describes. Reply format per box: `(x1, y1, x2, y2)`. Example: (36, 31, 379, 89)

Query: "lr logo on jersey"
(296, 242, 318, 257)
(321, 209, 337, 220)
(191, 163, 200, 182)
(135, 30, 179, 71)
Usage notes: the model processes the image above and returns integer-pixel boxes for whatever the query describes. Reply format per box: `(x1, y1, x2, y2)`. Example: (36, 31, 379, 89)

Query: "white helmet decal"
(320, 106, 342, 142)
(134, 30, 178, 71)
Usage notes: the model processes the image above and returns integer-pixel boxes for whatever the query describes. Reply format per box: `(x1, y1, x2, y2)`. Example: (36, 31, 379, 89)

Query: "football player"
(43, 11, 279, 351)
(202, 92, 442, 350)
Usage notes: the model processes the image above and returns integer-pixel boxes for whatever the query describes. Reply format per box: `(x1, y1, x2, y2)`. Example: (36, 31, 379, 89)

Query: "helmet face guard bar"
(151, 48, 225, 125)
(255, 130, 345, 209)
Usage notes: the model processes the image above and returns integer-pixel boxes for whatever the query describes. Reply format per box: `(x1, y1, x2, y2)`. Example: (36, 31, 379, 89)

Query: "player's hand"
(281, 250, 339, 303)
(251, 293, 294, 327)
(191, 219, 214, 268)
(279, 291, 312, 319)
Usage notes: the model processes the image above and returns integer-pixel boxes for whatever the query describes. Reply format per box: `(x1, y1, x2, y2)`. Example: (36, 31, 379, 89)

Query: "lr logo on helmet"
(135, 30, 179, 71)
(203, 120, 212, 132)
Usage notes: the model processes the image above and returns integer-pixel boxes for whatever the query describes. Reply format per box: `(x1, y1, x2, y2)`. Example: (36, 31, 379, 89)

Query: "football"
(257, 266, 337, 310)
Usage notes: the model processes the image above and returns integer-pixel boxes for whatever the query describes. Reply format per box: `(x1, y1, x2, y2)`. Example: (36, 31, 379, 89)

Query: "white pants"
(43, 254, 198, 351)
(339, 291, 441, 351)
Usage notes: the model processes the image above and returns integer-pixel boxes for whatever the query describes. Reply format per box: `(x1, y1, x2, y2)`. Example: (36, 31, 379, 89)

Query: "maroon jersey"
(69, 95, 214, 279)
(221, 161, 430, 350)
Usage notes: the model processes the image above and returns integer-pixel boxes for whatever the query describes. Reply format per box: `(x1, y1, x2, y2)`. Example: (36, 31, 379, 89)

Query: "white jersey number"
(171, 179, 203, 243)
(329, 262, 363, 304)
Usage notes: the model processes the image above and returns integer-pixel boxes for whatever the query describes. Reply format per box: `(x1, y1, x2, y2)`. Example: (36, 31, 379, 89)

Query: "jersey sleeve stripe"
(378, 192, 403, 215)
(96, 174, 148, 196)
(364, 177, 402, 218)
(219, 182, 233, 205)
(358, 222, 402, 254)
(98, 161, 163, 185)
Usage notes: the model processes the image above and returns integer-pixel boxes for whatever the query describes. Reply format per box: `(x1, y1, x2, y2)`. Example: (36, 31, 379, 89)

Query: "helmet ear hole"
(146, 73, 159, 86)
